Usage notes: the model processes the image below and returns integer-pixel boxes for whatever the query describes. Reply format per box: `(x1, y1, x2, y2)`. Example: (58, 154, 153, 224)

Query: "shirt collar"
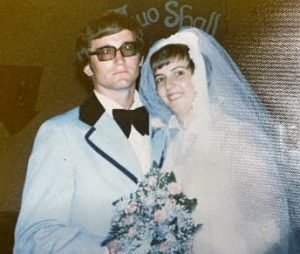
(93, 89, 143, 116)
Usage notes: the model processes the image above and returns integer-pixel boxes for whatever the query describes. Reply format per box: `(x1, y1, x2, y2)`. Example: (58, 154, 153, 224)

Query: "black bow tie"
(112, 106, 149, 138)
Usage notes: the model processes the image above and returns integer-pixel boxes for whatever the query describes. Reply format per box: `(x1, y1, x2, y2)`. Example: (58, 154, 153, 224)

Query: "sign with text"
(113, 0, 224, 45)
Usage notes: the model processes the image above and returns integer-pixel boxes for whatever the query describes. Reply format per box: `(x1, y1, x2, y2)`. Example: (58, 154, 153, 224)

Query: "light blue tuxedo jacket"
(14, 93, 166, 254)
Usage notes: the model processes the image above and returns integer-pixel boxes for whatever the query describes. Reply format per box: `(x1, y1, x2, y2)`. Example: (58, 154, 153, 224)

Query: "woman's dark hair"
(150, 44, 194, 73)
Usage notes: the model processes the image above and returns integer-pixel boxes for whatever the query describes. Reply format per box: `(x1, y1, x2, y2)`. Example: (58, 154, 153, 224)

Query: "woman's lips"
(168, 92, 183, 101)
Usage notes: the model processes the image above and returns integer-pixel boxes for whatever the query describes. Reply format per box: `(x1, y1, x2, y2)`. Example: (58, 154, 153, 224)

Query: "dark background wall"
(0, 0, 299, 253)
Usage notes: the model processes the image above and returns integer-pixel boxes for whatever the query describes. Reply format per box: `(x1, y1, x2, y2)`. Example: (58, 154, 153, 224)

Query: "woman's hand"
(107, 240, 118, 254)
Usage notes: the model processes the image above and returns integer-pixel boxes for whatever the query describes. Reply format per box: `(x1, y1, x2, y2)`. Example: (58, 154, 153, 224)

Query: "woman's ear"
(83, 64, 93, 77)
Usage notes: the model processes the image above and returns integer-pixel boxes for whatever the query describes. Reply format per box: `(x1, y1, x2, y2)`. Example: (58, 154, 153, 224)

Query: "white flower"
(147, 176, 157, 187)
(164, 198, 177, 212)
(103, 164, 201, 253)
(144, 196, 155, 207)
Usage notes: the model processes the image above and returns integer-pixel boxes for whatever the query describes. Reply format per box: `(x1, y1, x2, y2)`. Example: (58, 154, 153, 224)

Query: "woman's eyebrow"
(154, 73, 164, 78)
(171, 65, 188, 71)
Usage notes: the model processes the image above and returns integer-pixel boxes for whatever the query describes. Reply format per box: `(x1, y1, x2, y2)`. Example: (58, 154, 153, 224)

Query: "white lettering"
(113, 5, 128, 14)
(210, 12, 221, 36)
(164, 0, 180, 28)
(193, 16, 207, 30)
(116, 1, 222, 36)
(136, 11, 152, 27)
(136, 7, 160, 27)
(179, 5, 193, 27)
(147, 7, 160, 23)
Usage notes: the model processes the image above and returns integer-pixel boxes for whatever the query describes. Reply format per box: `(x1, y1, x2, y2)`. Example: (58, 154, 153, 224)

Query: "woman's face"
(154, 58, 196, 119)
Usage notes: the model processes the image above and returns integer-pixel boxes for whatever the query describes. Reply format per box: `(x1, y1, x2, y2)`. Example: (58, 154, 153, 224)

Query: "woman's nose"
(165, 77, 176, 89)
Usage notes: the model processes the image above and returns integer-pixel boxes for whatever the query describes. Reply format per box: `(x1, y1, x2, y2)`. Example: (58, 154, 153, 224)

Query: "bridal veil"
(140, 27, 291, 253)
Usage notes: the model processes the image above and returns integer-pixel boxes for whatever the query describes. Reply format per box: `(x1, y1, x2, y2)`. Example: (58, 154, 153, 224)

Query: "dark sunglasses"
(88, 41, 139, 62)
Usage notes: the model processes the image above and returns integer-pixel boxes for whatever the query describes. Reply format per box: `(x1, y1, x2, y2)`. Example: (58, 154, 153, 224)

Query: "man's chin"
(112, 81, 135, 90)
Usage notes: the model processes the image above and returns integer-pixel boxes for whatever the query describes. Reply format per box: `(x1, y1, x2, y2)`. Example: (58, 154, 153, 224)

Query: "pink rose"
(124, 216, 134, 225)
(125, 202, 138, 214)
(154, 209, 167, 221)
(167, 182, 182, 195)
(128, 226, 137, 237)
(159, 242, 168, 252)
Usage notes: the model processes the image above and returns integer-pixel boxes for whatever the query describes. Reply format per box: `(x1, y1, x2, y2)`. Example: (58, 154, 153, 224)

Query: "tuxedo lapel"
(79, 93, 143, 183)
(88, 114, 143, 181)
(79, 93, 105, 127)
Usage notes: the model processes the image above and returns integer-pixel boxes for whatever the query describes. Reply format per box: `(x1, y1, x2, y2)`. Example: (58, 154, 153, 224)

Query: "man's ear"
(83, 64, 93, 77)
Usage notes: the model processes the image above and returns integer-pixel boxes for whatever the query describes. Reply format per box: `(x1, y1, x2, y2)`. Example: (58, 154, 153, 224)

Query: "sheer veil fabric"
(140, 28, 290, 253)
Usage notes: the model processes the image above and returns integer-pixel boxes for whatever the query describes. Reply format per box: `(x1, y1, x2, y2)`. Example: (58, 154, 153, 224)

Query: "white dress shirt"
(94, 90, 151, 174)
(94, 90, 151, 254)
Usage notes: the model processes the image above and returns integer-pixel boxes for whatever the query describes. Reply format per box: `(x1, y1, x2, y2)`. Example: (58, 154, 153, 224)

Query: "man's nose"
(115, 49, 125, 64)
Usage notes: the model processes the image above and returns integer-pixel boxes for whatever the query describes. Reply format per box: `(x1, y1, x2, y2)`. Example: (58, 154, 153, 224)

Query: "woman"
(140, 27, 290, 253)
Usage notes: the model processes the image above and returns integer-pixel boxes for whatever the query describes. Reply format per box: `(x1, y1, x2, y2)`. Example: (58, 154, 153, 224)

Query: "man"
(14, 12, 166, 254)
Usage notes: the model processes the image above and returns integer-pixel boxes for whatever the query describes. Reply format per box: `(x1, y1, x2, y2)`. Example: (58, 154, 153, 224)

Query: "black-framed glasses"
(88, 41, 139, 62)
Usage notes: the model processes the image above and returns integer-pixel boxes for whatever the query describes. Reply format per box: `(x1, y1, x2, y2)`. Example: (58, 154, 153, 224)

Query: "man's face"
(84, 29, 142, 94)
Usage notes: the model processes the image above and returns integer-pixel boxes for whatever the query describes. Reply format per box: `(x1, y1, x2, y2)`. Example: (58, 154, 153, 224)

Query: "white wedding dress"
(140, 27, 290, 253)
(163, 108, 289, 254)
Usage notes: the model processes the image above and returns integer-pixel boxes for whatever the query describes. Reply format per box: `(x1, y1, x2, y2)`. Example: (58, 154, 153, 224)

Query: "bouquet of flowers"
(102, 162, 201, 253)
